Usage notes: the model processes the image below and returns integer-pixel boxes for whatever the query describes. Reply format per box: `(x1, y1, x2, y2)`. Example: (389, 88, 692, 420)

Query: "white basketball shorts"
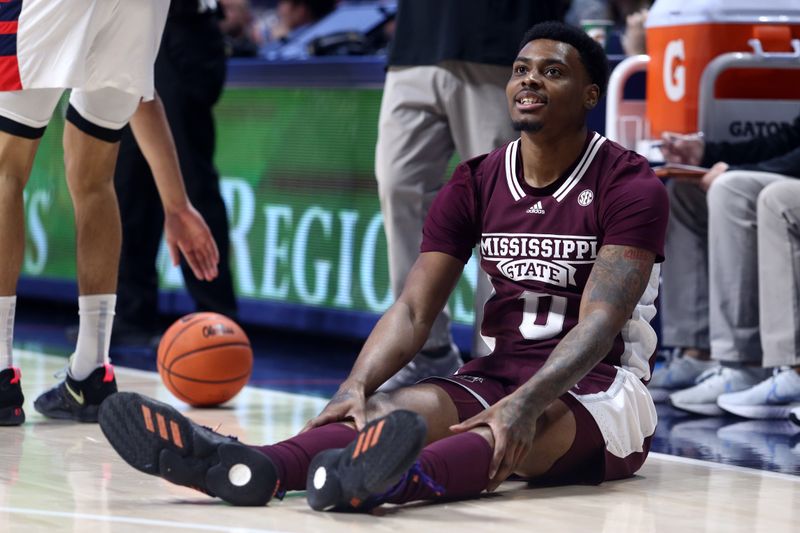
(0, 0, 169, 139)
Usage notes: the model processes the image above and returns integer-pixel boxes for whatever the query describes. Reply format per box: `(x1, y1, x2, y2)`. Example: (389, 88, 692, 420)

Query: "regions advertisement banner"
(21, 88, 478, 336)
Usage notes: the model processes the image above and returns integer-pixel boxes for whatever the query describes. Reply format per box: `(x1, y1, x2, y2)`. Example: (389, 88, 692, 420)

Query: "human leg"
(99, 388, 450, 509)
(669, 171, 780, 416)
(114, 127, 164, 338)
(651, 180, 715, 399)
(0, 88, 63, 297)
(0, 132, 39, 376)
(755, 179, 800, 368)
(0, 88, 64, 424)
(100, 366, 653, 509)
(309, 367, 654, 511)
(444, 61, 517, 358)
(707, 171, 781, 364)
(716, 179, 800, 419)
(364, 397, 577, 508)
(35, 87, 140, 421)
(99, 381, 462, 505)
(375, 66, 462, 390)
(257, 383, 462, 494)
(659, 180, 711, 350)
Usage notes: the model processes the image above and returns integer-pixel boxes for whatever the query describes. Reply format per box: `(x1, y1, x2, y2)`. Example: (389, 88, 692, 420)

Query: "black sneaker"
(99, 392, 278, 506)
(306, 409, 427, 511)
(33, 364, 118, 422)
(0, 367, 25, 426)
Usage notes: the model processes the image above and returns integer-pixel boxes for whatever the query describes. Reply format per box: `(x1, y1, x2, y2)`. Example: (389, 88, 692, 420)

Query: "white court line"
(649, 452, 800, 482)
(0, 507, 287, 532)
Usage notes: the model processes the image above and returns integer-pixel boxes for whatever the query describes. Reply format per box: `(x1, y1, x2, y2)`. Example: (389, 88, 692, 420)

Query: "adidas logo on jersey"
(526, 201, 545, 214)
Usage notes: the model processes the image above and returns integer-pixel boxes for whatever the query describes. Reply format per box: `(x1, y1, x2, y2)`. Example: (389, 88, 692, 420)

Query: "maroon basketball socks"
(256, 423, 358, 494)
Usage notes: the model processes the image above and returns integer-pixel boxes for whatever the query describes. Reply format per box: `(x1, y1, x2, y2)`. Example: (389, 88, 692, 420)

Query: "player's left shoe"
(33, 364, 117, 422)
(99, 392, 279, 506)
(306, 409, 428, 511)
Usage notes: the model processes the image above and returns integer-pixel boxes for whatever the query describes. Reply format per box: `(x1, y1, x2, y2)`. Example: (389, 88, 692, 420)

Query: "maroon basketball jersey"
(421, 131, 668, 385)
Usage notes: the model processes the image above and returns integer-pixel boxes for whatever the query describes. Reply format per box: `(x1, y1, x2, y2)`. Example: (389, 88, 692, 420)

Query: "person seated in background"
(566, 0, 651, 56)
(260, 0, 337, 58)
(620, 6, 649, 56)
(219, 0, 262, 57)
(99, 22, 668, 510)
(652, 113, 800, 419)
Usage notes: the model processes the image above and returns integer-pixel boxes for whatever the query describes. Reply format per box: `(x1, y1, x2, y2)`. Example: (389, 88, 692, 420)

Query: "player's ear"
(584, 84, 599, 110)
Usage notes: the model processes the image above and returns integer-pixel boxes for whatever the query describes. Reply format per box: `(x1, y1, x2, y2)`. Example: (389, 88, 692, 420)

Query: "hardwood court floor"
(1, 350, 798, 533)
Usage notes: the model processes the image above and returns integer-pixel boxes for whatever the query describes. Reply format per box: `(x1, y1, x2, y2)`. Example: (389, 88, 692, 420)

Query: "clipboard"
(652, 163, 709, 179)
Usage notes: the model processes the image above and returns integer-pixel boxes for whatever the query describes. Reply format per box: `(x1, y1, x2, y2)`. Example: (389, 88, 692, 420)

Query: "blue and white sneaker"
(669, 366, 766, 416)
(717, 368, 800, 419)
(649, 351, 716, 403)
(789, 406, 800, 427)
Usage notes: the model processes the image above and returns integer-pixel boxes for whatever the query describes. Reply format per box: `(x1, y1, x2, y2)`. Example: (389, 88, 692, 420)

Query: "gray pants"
(375, 61, 515, 354)
(661, 171, 800, 367)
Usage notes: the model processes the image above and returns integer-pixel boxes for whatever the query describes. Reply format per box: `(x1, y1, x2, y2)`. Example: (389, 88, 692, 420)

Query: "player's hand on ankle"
(302, 383, 367, 432)
(450, 395, 541, 491)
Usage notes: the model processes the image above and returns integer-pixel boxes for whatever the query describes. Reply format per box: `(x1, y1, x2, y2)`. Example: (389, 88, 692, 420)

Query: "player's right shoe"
(0, 367, 25, 426)
(306, 409, 427, 511)
(99, 392, 279, 506)
(33, 364, 117, 422)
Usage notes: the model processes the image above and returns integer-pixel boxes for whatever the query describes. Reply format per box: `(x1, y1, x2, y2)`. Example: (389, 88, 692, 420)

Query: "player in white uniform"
(0, 0, 220, 425)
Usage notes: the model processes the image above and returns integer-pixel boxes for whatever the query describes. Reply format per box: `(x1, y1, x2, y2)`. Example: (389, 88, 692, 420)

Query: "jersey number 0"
(518, 291, 567, 340)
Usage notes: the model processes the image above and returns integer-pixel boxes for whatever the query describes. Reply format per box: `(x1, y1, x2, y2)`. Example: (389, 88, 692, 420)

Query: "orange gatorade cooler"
(645, 0, 800, 137)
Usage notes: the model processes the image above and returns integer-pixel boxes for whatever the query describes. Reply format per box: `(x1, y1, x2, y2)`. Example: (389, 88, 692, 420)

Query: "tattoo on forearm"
(520, 246, 655, 406)
(524, 312, 609, 404)
(587, 246, 652, 313)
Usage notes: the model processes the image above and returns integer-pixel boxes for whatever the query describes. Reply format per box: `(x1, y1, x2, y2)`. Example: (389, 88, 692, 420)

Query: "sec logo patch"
(578, 189, 594, 206)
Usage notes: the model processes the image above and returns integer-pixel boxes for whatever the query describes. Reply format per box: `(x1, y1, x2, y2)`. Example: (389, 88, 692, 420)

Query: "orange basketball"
(157, 312, 252, 407)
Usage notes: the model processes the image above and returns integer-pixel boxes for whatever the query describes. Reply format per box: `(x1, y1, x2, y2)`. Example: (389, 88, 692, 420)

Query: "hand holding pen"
(657, 131, 705, 165)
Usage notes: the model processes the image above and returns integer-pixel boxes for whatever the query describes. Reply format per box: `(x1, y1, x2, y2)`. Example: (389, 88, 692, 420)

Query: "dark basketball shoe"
(0, 367, 25, 426)
(306, 409, 427, 511)
(99, 392, 279, 506)
(33, 364, 117, 422)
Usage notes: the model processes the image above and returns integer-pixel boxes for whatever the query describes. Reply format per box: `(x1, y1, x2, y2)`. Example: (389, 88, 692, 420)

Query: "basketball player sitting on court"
(0, 0, 219, 425)
(100, 21, 669, 509)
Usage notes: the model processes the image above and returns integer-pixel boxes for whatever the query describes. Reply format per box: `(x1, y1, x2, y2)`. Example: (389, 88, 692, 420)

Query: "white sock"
(0, 296, 16, 369)
(72, 294, 116, 380)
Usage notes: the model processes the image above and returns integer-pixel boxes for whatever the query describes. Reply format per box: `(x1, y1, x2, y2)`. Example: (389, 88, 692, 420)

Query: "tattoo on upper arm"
(622, 248, 652, 261)
(586, 246, 654, 316)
